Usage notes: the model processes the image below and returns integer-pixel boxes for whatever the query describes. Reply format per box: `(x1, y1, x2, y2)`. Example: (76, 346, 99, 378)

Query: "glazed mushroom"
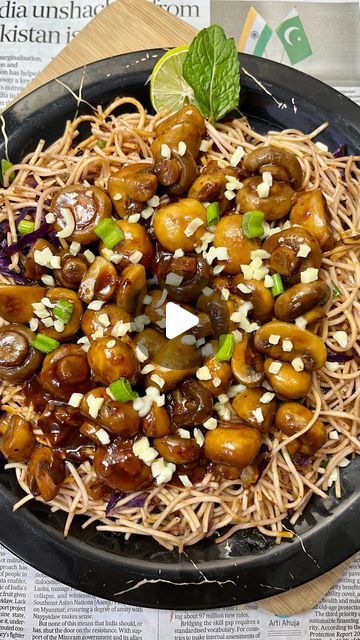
(168, 378, 213, 427)
(87, 337, 139, 386)
(196, 289, 231, 336)
(0, 324, 43, 382)
(275, 403, 326, 455)
(38, 344, 93, 400)
(0, 285, 46, 323)
(116, 264, 146, 314)
(133, 328, 168, 361)
(80, 387, 140, 436)
(51, 184, 112, 244)
(213, 214, 260, 274)
(231, 334, 264, 387)
(290, 189, 334, 250)
(53, 250, 89, 289)
(188, 164, 239, 213)
(152, 198, 206, 253)
(0, 415, 36, 462)
(23, 239, 58, 281)
(141, 404, 172, 438)
(78, 257, 118, 304)
(254, 320, 327, 371)
(236, 176, 297, 220)
(94, 437, 152, 492)
(243, 146, 304, 189)
(107, 163, 158, 217)
(232, 275, 274, 323)
(200, 348, 233, 396)
(38, 287, 83, 342)
(232, 387, 278, 432)
(38, 401, 84, 446)
(145, 336, 202, 392)
(81, 304, 130, 340)
(153, 435, 201, 464)
(26, 445, 65, 501)
(274, 281, 331, 322)
(205, 424, 262, 468)
(157, 255, 211, 303)
(264, 358, 311, 399)
(263, 227, 322, 283)
(99, 220, 154, 270)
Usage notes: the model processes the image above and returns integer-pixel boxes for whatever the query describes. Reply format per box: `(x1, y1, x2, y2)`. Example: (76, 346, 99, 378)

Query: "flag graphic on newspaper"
(238, 7, 273, 57)
(276, 8, 313, 65)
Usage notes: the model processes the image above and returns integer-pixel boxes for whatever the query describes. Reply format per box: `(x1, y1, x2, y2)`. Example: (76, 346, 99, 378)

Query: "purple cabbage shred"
(0, 258, 31, 284)
(333, 144, 345, 159)
(326, 349, 353, 363)
(105, 492, 146, 514)
(6, 222, 51, 256)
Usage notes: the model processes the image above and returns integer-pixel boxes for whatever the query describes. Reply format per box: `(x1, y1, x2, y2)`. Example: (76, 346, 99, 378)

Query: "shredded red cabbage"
(333, 144, 346, 158)
(327, 349, 353, 363)
(0, 258, 32, 284)
(6, 222, 51, 256)
(105, 492, 146, 514)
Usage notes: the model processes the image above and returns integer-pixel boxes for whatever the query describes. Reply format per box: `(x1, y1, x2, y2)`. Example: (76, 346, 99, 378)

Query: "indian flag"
(238, 7, 273, 57)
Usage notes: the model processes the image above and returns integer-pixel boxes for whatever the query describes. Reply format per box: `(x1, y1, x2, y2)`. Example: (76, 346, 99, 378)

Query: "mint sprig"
(183, 25, 240, 123)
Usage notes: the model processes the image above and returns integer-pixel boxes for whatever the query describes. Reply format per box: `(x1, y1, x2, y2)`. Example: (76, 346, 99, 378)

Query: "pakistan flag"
(276, 8, 312, 65)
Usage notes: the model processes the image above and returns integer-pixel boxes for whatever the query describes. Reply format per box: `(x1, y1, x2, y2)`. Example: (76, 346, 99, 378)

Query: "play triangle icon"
(165, 302, 199, 339)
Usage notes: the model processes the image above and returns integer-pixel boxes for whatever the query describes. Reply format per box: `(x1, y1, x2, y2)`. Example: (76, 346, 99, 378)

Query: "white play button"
(165, 302, 199, 340)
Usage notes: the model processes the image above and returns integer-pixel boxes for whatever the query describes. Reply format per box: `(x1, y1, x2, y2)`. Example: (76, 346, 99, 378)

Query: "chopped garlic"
(257, 182, 270, 198)
(147, 195, 160, 208)
(202, 286, 213, 297)
(84, 249, 96, 264)
(227, 383, 246, 398)
(87, 395, 104, 419)
(221, 288, 230, 301)
(201, 343, 214, 358)
(54, 319, 65, 333)
(215, 247, 229, 261)
(42, 317, 54, 328)
(68, 393, 84, 408)
(295, 316, 307, 330)
(230, 146, 245, 166)
(181, 335, 196, 345)
(96, 429, 111, 445)
(45, 212, 55, 224)
(212, 265, 225, 275)
(133, 437, 150, 457)
(106, 339, 116, 349)
(264, 275, 274, 288)
(165, 272, 183, 286)
(111, 320, 131, 337)
(262, 171, 273, 186)
(135, 343, 149, 363)
(333, 331, 347, 349)
(325, 361, 340, 372)
(129, 250, 143, 264)
(291, 357, 304, 372)
(217, 393, 229, 405)
(196, 366, 212, 381)
(237, 283, 252, 294)
(213, 377, 221, 388)
(260, 392, 275, 404)
(141, 364, 155, 374)
(252, 407, 264, 423)
(269, 334, 280, 345)
(29, 318, 39, 332)
(177, 429, 191, 439)
(142, 294, 153, 305)
(128, 213, 141, 223)
(184, 217, 204, 237)
(315, 141, 328, 152)
(200, 139, 212, 152)
(203, 417, 217, 430)
(141, 206, 154, 219)
(178, 141, 187, 156)
(160, 143, 171, 159)
(301, 268, 318, 283)
(150, 374, 165, 388)
(224, 189, 236, 201)
(57, 207, 75, 239)
(69, 241, 81, 256)
(179, 474, 193, 487)
(297, 244, 311, 258)
(174, 248, 184, 258)
(41, 274, 55, 286)
(98, 313, 110, 327)
(329, 430, 339, 440)
(251, 249, 270, 260)
(240, 264, 253, 280)
(282, 339, 293, 352)
(194, 428, 205, 446)
(268, 361, 282, 375)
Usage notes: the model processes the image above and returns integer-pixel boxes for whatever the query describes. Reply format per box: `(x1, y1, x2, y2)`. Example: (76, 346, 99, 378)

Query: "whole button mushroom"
(232, 275, 274, 323)
(26, 446, 65, 502)
(264, 359, 311, 400)
(38, 344, 93, 401)
(153, 198, 206, 254)
(153, 435, 201, 465)
(157, 255, 211, 303)
(168, 379, 213, 428)
(94, 437, 152, 492)
(231, 334, 264, 387)
(290, 189, 334, 250)
(81, 304, 130, 340)
(51, 184, 112, 245)
(188, 164, 240, 214)
(116, 264, 146, 314)
(213, 214, 260, 274)
(0, 415, 36, 462)
(54, 251, 89, 289)
(243, 146, 304, 189)
(0, 324, 43, 382)
(0, 285, 46, 323)
(274, 281, 331, 322)
(78, 257, 118, 305)
(263, 227, 322, 283)
(87, 337, 139, 386)
(236, 176, 296, 220)
(80, 387, 140, 437)
(23, 239, 58, 281)
(232, 387, 277, 433)
(99, 220, 154, 270)
(254, 320, 327, 371)
(141, 404, 172, 438)
(205, 424, 262, 468)
(275, 403, 326, 455)
(38, 288, 83, 342)
(107, 163, 158, 217)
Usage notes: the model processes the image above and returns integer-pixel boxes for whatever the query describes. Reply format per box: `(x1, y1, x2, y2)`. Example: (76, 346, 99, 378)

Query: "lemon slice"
(150, 46, 194, 115)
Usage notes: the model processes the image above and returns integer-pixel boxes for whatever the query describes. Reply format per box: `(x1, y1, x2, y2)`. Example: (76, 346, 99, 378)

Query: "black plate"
(1, 51, 360, 610)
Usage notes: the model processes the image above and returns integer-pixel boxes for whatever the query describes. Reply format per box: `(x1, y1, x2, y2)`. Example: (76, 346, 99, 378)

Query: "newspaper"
(1, 1, 360, 638)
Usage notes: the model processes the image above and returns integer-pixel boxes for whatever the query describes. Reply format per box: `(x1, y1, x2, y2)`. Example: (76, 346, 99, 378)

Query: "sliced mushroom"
(188, 165, 239, 213)
(213, 214, 260, 274)
(205, 425, 262, 468)
(236, 176, 296, 220)
(243, 146, 303, 189)
(232, 387, 277, 432)
(290, 189, 334, 250)
(51, 184, 112, 245)
(232, 275, 274, 323)
(0, 415, 35, 462)
(264, 358, 311, 399)
(168, 378, 213, 427)
(274, 281, 330, 321)
(133, 328, 167, 361)
(38, 344, 93, 400)
(87, 337, 139, 386)
(196, 290, 231, 336)
(231, 334, 264, 387)
(54, 251, 89, 289)
(155, 105, 206, 137)
(94, 437, 152, 492)
(142, 404, 172, 437)
(80, 387, 140, 436)
(263, 227, 322, 283)
(254, 320, 327, 371)
(116, 264, 146, 314)
(157, 255, 210, 303)
(78, 256, 118, 304)
(39, 287, 83, 342)
(99, 220, 154, 270)
(0, 324, 43, 382)
(107, 163, 158, 218)
(144, 336, 202, 392)
(23, 239, 58, 281)
(275, 402, 326, 455)
(26, 446, 65, 501)
(152, 198, 206, 253)
(200, 348, 233, 397)
(0, 285, 46, 323)
(153, 435, 201, 465)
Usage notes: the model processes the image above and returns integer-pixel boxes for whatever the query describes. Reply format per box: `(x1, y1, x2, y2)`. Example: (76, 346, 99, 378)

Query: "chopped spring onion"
(31, 333, 60, 353)
(216, 333, 235, 361)
(332, 281, 341, 298)
(206, 202, 220, 226)
(242, 210, 264, 238)
(271, 273, 284, 297)
(109, 378, 138, 402)
(53, 300, 74, 324)
(96, 140, 106, 149)
(1, 159, 15, 184)
(94, 218, 124, 249)
(18, 220, 35, 236)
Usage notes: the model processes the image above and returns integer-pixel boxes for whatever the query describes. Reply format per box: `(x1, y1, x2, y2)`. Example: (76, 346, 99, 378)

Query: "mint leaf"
(183, 25, 240, 123)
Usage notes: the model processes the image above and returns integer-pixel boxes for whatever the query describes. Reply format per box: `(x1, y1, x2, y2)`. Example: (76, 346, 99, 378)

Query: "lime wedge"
(150, 46, 194, 115)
